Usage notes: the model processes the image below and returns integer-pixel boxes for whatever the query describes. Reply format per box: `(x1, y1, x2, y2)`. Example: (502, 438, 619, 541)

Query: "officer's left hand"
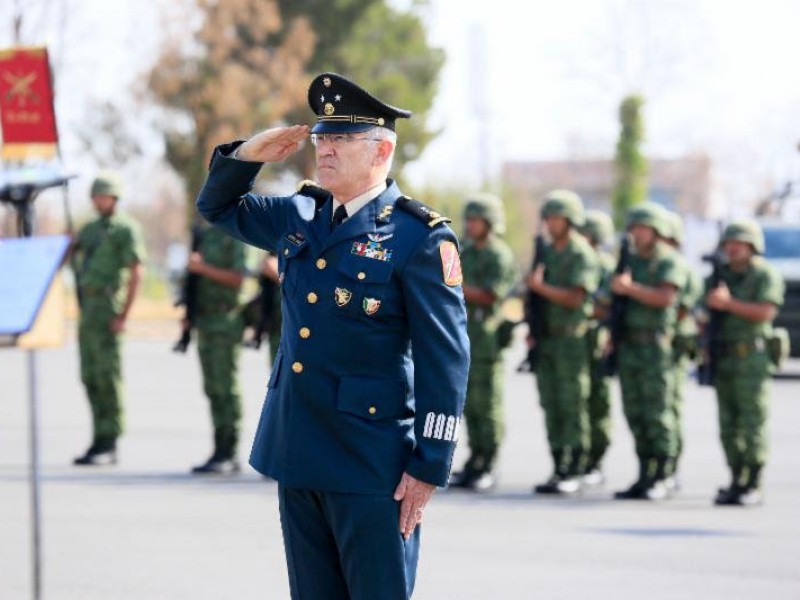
(707, 283, 731, 311)
(110, 316, 126, 334)
(394, 472, 436, 540)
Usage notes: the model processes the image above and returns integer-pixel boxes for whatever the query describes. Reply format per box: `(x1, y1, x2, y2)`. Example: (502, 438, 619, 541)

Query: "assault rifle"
(697, 251, 724, 386)
(242, 271, 279, 350)
(602, 235, 631, 376)
(518, 233, 547, 373)
(173, 224, 203, 353)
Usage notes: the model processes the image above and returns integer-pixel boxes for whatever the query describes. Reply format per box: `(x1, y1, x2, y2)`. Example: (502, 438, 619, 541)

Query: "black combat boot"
(735, 464, 764, 507)
(450, 455, 479, 488)
(534, 449, 564, 494)
(73, 435, 118, 466)
(191, 428, 241, 475)
(614, 456, 650, 500)
(714, 464, 744, 505)
(556, 448, 584, 495)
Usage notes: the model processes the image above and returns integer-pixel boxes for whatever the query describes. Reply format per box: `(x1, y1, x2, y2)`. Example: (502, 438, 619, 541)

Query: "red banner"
(0, 47, 58, 151)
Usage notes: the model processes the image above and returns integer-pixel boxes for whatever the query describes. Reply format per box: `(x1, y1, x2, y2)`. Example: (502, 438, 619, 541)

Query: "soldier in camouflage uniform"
(661, 210, 702, 491)
(578, 209, 616, 485)
(705, 220, 784, 506)
(527, 190, 599, 495)
(188, 224, 247, 474)
(611, 202, 685, 501)
(72, 173, 145, 466)
(450, 193, 518, 492)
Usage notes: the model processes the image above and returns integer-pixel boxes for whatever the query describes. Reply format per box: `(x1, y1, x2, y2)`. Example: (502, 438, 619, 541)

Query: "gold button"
(292, 362, 304, 374)
(316, 258, 327, 270)
(299, 327, 311, 339)
(357, 272, 366, 280)
(368, 406, 377, 415)
(307, 292, 318, 304)
(283, 248, 289, 256)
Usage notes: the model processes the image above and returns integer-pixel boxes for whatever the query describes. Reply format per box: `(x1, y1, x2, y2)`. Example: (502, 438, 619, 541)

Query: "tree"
(147, 0, 316, 202)
(275, 0, 445, 183)
(612, 94, 647, 228)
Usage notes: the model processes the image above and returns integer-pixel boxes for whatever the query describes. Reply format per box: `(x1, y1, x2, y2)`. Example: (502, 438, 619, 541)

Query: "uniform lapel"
(321, 182, 400, 251)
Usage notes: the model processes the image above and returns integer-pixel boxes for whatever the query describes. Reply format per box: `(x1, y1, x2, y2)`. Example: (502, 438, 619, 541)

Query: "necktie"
(332, 205, 348, 230)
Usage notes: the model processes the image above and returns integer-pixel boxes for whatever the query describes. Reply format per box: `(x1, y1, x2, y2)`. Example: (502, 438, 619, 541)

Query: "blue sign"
(0, 235, 70, 335)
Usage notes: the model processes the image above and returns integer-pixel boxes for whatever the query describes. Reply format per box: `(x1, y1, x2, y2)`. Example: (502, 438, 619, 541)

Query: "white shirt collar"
(332, 181, 387, 222)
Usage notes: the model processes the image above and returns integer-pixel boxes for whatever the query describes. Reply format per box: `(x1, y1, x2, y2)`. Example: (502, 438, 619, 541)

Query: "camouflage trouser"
(714, 349, 771, 469)
(586, 325, 611, 467)
(536, 335, 590, 468)
(197, 322, 244, 432)
(463, 358, 505, 474)
(78, 302, 123, 439)
(618, 338, 677, 460)
(671, 355, 688, 462)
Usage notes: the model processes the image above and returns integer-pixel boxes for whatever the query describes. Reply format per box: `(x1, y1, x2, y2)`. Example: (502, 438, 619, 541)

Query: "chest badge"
(335, 287, 353, 307)
(352, 240, 393, 262)
(363, 297, 381, 316)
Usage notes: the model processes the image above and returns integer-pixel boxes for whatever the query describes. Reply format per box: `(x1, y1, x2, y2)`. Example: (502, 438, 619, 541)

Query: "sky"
(2, 0, 800, 219)
(406, 0, 800, 214)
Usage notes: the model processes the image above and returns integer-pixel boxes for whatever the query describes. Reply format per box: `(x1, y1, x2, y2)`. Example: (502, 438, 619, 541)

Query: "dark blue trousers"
(278, 485, 420, 600)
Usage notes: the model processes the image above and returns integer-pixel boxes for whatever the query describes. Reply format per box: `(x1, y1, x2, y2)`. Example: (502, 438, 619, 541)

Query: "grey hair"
(369, 127, 397, 170)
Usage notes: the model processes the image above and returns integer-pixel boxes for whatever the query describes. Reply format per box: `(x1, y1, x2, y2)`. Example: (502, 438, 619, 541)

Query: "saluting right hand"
(236, 125, 311, 163)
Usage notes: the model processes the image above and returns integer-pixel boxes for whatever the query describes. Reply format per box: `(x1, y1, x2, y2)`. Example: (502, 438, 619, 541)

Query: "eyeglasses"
(310, 133, 383, 147)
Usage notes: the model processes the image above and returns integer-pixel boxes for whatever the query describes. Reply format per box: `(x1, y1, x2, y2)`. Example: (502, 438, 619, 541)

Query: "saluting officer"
(527, 190, 599, 495)
(450, 193, 518, 492)
(578, 209, 616, 485)
(611, 202, 685, 501)
(187, 223, 247, 475)
(72, 173, 145, 466)
(706, 221, 784, 506)
(197, 73, 469, 599)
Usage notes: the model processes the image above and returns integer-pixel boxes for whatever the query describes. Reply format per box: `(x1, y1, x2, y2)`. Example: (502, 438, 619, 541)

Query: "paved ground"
(2, 327, 799, 599)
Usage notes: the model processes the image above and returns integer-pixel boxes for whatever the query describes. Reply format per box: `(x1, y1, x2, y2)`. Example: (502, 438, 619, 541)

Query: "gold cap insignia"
(324, 103, 335, 116)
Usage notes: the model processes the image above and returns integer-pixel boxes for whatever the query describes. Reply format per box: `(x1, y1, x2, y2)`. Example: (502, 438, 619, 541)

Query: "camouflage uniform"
(615, 203, 685, 500)
(534, 191, 599, 493)
(580, 210, 616, 478)
(663, 211, 702, 481)
(455, 194, 518, 489)
(709, 221, 784, 505)
(194, 225, 246, 470)
(73, 174, 145, 461)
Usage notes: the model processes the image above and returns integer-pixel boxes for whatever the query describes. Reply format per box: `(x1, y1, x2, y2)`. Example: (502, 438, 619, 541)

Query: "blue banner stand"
(0, 234, 70, 600)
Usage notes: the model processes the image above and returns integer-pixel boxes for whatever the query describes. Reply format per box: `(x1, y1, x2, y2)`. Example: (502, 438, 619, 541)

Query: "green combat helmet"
(581, 209, 615, 246)
(464, 192, 506, 235)
(90, 172, 124, 199)
(663, 210, 685, 246)
(540, 189, 585, 227)
(625, 201, 671, 238)
(720, 219, 765, 254)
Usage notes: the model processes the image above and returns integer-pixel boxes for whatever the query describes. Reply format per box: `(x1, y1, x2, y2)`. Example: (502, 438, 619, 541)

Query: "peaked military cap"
(308, 72, 412, 134)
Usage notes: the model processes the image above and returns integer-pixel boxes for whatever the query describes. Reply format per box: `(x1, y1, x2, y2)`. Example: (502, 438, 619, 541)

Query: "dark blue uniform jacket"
(197, 145, 470, 493)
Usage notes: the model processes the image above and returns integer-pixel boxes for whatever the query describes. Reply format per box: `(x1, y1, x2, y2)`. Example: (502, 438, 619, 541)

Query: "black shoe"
(614, 480, 646, 500)
(533, 474, 561, 494)
(714, 484, 743, 506)
(468, 472, 497, 493)
(191, 457, 241, 475)
(449, 469, 477, 488)
(73, 447, 117, 466)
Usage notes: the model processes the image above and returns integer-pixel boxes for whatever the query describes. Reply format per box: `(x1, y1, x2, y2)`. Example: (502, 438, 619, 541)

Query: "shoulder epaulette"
(395, 196, 451, 228)
(296, 179, 330, 205)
